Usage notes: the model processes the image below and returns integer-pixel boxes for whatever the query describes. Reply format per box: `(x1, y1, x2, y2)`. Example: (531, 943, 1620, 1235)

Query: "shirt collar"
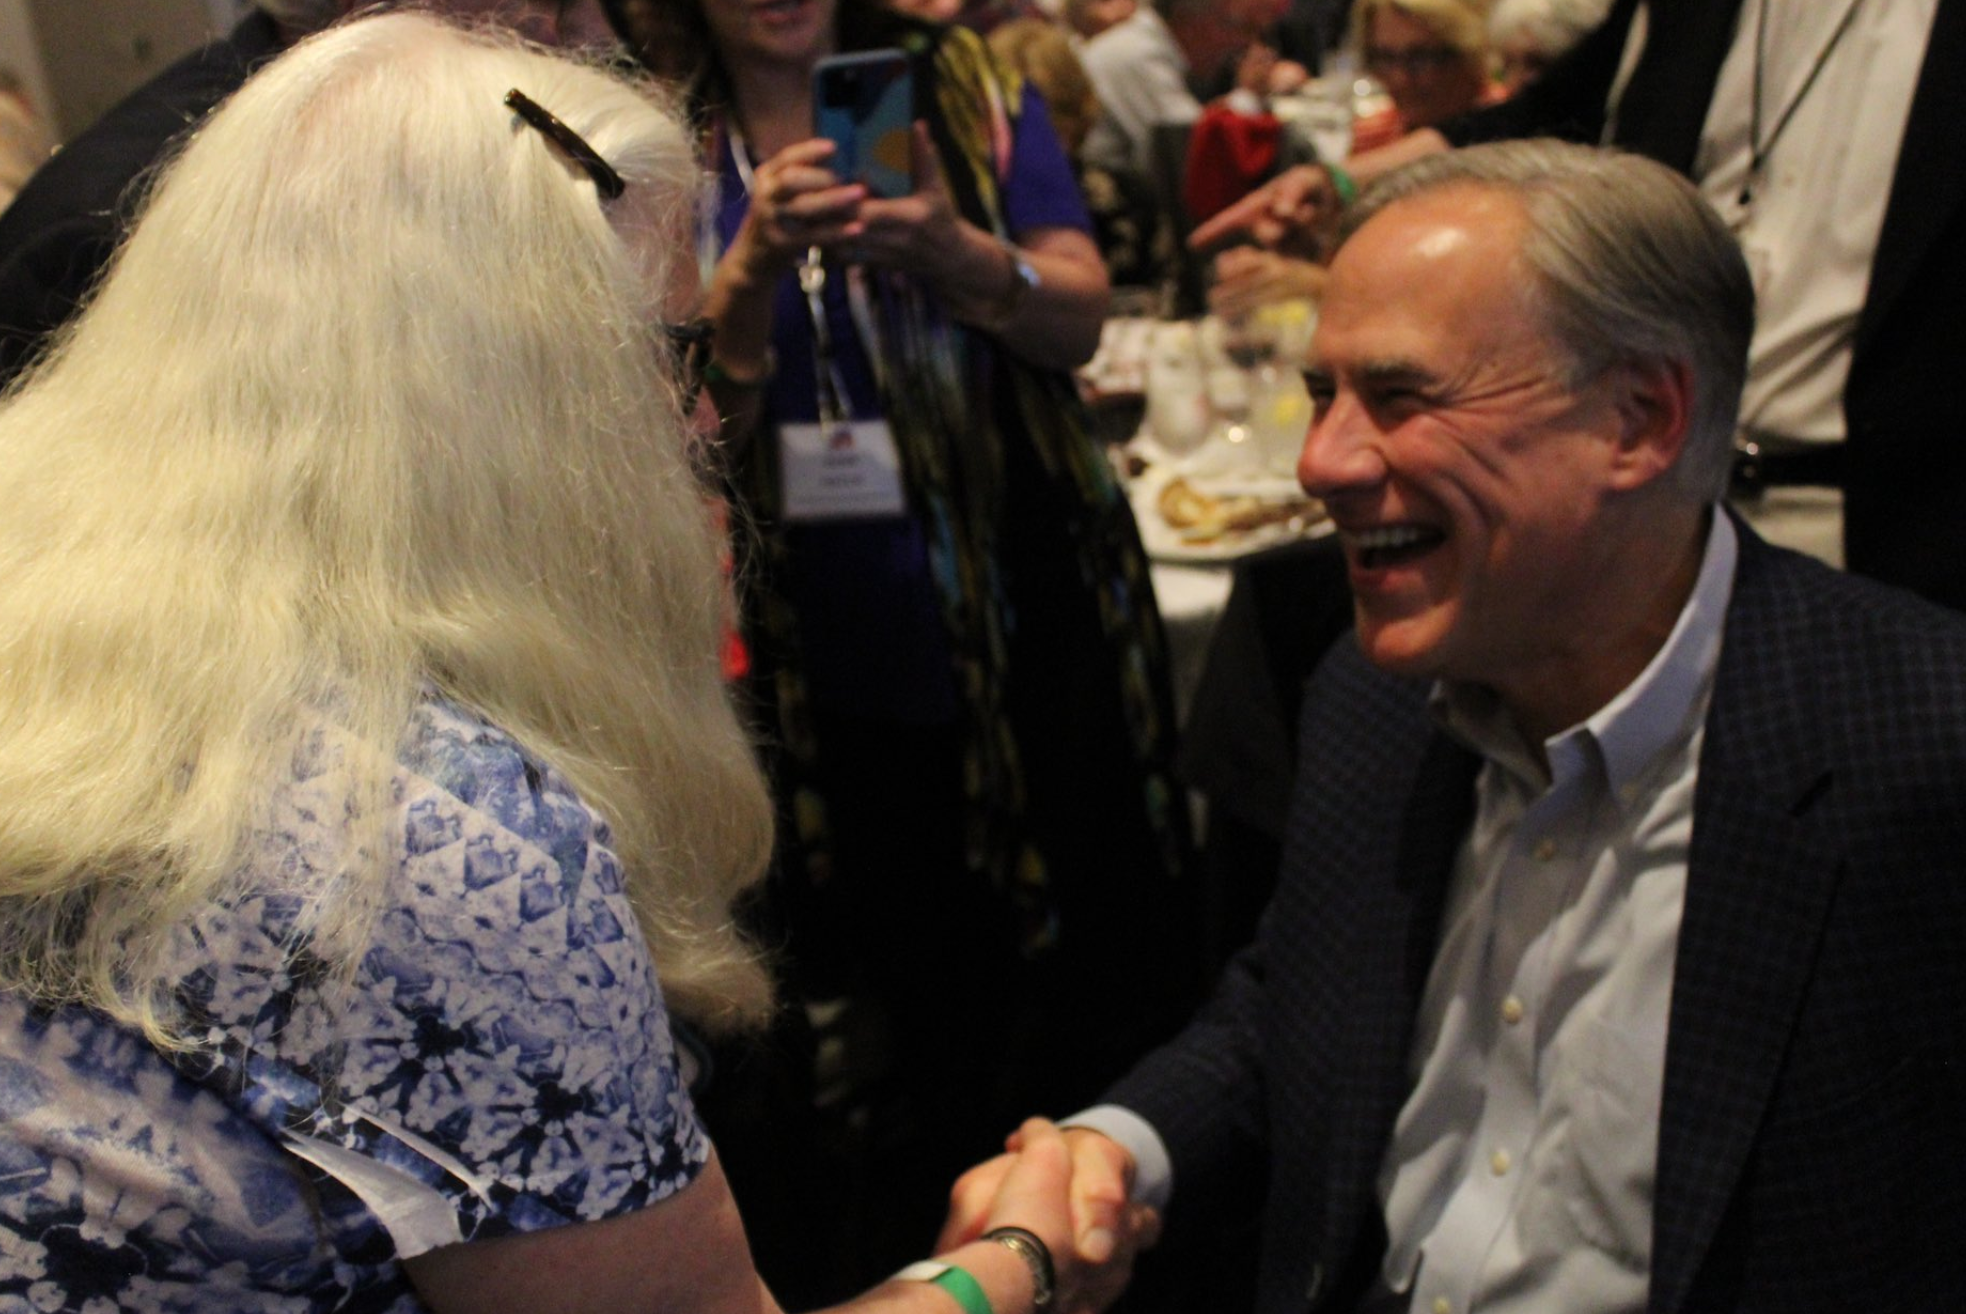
(1432, 508, 1739, 799)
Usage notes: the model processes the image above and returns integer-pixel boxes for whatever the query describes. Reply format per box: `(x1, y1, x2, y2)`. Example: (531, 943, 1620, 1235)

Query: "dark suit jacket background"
(1438, 0, 1966, 614)
(0, 12, 284, 384)
(1107, 522, 1966, 1313)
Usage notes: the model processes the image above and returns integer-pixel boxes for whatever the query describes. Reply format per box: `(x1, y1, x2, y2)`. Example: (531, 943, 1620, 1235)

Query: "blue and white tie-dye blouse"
(0, 697, 707, 1312)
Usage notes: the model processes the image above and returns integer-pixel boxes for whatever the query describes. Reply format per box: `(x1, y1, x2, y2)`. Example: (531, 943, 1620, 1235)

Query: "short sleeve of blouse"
(248, 700, 709, 1258)
(1002, 84, 1094, 238)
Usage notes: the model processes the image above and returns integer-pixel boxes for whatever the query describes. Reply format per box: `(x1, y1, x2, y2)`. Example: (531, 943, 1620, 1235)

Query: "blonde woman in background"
(0, 14, 1125, 1312)
(1201, 0, 1503, 315)
(987, 16, 1101, 155)
(1348, 0, 1505, 152)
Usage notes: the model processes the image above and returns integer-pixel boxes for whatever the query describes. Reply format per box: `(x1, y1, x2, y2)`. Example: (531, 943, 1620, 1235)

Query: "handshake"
(935, 1119, 1163, 1314)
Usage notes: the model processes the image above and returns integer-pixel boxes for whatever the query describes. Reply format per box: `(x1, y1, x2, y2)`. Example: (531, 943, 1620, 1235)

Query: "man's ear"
(1603, 355, 1694, 492)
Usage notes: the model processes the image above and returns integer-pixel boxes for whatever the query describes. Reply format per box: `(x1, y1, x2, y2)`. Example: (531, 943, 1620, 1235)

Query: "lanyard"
(1741, 0, 1866, 207)
(717, 117, 883, 429)
(799, 253, 856, 428)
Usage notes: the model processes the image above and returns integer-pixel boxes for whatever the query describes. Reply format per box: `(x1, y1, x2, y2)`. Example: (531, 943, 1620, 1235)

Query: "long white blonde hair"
(0, 11, 775, 1044)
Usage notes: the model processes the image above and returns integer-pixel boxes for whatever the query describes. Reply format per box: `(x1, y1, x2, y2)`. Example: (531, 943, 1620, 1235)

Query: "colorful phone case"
(813, 49, 914, 200)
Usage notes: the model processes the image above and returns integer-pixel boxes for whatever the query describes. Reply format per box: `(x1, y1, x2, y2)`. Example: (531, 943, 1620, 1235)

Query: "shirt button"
(1490, 1149, 1512, 1176)
(1432, 1299, 1452, 1314)
(1534, 838, 1557, 862)
(1500, 996, 1525, 1025)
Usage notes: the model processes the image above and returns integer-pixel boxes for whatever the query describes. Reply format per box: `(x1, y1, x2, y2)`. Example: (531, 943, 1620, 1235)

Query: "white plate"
(1128, 465, 1330, 563)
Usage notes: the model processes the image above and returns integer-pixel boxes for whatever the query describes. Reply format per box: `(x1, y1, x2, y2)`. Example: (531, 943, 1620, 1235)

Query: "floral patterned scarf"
(722, 20, 1184, 952)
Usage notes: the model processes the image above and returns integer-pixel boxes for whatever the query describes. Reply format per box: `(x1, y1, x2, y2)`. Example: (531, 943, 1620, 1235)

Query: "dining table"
(1081, 308, 1332, 722)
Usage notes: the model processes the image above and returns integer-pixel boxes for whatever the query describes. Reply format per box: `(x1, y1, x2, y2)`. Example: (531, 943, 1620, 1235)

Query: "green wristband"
(894, 1260, 993, 1314)
(1326, 162, 1358, 207)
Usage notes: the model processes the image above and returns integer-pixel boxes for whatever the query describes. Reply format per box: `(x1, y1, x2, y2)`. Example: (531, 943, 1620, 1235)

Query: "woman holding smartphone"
(615, 0, 1195, 1301)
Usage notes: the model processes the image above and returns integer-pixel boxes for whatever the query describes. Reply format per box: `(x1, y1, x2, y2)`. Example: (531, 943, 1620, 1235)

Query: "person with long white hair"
(0, 13, 1127, 1312)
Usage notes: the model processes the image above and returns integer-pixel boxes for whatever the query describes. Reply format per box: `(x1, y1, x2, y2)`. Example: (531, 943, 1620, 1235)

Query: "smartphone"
(813, 48, 915, 200)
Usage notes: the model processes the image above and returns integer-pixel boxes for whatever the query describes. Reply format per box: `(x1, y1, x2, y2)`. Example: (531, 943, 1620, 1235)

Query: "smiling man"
(1298, 167, 1715, 748)
(948, 139, 1966, 1314)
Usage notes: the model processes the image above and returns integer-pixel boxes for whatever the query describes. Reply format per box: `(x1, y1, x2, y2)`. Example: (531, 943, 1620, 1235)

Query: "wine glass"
(1143, 320, 1212, 461)
(1199, 313, 1282, 480)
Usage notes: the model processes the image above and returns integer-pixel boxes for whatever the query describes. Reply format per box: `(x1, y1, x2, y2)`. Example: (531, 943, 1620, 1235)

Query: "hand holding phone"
(813, 48, 916, 200)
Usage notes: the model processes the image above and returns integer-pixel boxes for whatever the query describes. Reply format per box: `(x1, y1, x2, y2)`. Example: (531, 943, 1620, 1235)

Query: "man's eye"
(1365, 387, 1429, 418)
(1302, 374, 1335, 413)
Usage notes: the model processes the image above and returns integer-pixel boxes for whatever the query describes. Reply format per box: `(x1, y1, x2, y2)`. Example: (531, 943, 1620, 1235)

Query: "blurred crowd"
(1, 3, 1961, 1313)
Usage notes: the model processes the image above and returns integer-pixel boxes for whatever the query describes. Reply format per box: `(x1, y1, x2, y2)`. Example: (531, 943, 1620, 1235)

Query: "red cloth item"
(709, 497, 751, 682)
(1183, 102, 1283, 225)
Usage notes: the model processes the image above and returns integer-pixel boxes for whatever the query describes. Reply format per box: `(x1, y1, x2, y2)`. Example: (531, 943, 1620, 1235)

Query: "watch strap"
(893, 1259, 993, 1314)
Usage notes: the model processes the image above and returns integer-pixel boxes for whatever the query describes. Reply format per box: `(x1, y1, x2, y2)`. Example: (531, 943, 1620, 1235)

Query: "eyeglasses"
(1363, 44, 1463, 76)
(666, 318, 715, 411)
(504, 87, 625, 200)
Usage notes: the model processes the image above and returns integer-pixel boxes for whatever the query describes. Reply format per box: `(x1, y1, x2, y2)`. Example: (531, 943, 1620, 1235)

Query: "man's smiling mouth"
(1348, 524, 1447, 569)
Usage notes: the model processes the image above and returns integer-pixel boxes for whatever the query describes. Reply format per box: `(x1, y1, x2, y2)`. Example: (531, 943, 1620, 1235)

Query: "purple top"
(715, 85, 1090, 724)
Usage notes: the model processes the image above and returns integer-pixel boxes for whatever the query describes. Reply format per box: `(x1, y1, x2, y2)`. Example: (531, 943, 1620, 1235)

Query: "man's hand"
(940, 1125, 1160, 1314)
(1187, 164, 1341, 261)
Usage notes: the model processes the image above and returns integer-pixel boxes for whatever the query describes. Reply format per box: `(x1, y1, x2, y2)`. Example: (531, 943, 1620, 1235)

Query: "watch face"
(979, 242, 1040, 330)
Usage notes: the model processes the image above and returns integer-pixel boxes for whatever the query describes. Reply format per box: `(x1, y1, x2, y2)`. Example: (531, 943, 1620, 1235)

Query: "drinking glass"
(1199, 314, 1282, 479)
(1143, 321, 1212, 459)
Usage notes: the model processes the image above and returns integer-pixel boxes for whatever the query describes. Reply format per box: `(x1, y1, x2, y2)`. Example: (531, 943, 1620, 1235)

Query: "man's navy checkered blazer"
(1109, 517, 1966, 1313)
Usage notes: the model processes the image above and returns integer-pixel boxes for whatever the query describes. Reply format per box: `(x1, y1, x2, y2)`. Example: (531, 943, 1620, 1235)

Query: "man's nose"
(1297, 395, 1385, 498)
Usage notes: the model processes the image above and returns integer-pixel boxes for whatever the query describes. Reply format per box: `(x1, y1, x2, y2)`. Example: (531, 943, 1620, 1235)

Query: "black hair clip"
(504, 87, 626, 201)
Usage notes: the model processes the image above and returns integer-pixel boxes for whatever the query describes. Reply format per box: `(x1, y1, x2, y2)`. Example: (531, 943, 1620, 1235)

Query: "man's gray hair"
(1341, 139, 1754, 500)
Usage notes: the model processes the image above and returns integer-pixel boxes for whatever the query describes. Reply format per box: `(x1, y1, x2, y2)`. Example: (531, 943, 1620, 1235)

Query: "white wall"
(206, 1, 256, 30)
(7, 0, 230, 141)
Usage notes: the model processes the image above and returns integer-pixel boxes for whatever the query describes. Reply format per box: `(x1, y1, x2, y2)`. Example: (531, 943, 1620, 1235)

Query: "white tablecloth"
(1150, 561, 1235, 724)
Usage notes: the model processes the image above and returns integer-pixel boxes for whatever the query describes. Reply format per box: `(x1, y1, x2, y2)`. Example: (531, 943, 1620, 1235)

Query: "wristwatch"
(985, 1227, 1055, 1313)
(989, 238, 1040, 328)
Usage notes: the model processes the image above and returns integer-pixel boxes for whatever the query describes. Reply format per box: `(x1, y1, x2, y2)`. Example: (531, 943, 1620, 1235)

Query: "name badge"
(780, 419, 907, 522)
